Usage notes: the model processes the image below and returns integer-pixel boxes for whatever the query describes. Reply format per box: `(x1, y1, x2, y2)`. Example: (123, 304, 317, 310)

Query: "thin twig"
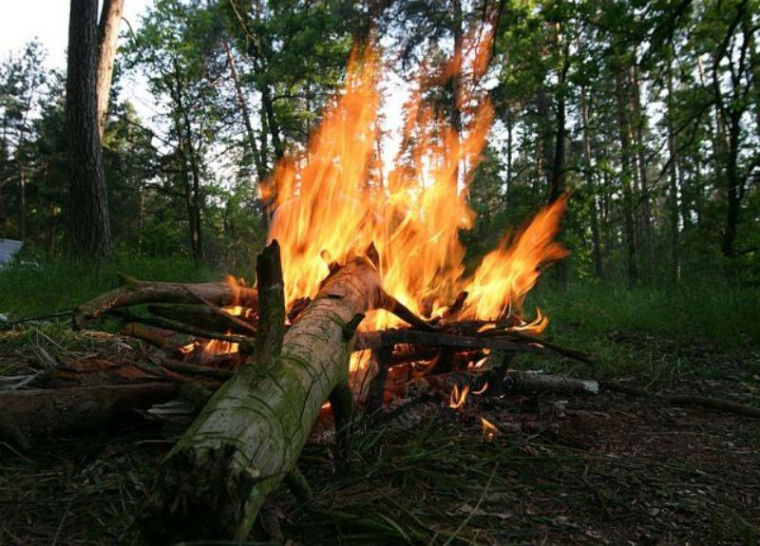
(0, 311, 72, 329)
(180, 286, 257, 336)
(602, 380, 760, 420)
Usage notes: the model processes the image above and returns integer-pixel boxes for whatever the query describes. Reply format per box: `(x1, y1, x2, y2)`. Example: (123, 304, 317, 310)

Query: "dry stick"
(109, 309, 256, 354)
(602, 380, 760, 419)
(121, 323, 181, 352)
(0, 310, 73, 329)
(147, 304, 255, 336)
(366, 345, 393, 417)
(480, 329, 595, 365)
(159, 358, 235, 381)
(0, 383, 179, 448)
(355, 330, 522, 352)
(180, 286, 258, 336)
(73, 275, 258, 330)
(378, 294, 438, 332)
(355, 328, 592, 367)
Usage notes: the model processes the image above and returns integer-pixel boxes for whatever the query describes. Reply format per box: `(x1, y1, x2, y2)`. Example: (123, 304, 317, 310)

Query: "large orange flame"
(265, 29, 568, 369)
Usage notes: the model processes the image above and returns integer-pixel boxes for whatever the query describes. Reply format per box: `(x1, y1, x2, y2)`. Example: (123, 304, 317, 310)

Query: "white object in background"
(0, 239, 23, 268)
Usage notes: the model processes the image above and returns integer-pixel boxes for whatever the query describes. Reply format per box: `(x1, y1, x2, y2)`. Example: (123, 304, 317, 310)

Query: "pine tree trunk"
(223, 40, 270, 231)
(96, 0, 124, 139)
(580, 88, 603, 279)
(666, 52, 681, 282)
(66, 0, 111, 259)
(630, 61, 653, 280)
(614, 70, 637, 286)
(549, 23, 568, 204)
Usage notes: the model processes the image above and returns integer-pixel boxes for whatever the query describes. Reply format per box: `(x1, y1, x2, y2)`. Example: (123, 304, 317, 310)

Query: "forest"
(0, 0, 759, 544)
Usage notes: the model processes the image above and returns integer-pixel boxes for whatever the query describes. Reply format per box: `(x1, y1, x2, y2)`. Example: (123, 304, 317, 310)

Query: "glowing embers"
(480, 417, 499, 440)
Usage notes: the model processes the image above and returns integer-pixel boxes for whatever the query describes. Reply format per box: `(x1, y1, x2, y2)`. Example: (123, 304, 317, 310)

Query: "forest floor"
(0, 316, 758, 545)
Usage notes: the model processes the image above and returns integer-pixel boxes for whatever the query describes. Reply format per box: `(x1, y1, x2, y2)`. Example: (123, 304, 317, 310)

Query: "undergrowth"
(521, 280, 760, 381)
(0, 254, 218, 318)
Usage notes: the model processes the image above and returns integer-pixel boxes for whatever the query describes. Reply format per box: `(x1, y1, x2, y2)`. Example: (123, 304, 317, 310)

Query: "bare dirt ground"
(0, 329, 758, 545)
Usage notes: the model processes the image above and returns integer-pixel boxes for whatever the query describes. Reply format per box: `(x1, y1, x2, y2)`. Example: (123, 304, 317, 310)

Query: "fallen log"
(355, 329, 522, 352)
(140, 243, 383, 543)
(73, 275, 258, 329)
(0, 382, 179, 449)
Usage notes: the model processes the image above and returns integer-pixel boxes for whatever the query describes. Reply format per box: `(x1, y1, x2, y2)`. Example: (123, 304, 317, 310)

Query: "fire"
(462, 195, 569, 326)
(449, 384, 470, 409)
(480, 417, 498, 440)
(187, 276, 249, 361)
(472, 381, 489, 395)
(262, 27, 568, 370)
(201, 338, 238, 356)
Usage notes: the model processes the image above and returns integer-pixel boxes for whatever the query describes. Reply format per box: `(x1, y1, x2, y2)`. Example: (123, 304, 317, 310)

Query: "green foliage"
(1, 0, 759, 295)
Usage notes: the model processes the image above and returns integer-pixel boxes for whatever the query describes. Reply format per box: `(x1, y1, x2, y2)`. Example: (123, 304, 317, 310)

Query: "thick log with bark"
(0, 382, 179, 449)
(141, 244, 383, 542)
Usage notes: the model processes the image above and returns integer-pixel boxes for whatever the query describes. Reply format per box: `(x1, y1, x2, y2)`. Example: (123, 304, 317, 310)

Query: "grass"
(530, 280, 760, 347)
(0, 254, 220, 319)
(516, 280, 760, 382)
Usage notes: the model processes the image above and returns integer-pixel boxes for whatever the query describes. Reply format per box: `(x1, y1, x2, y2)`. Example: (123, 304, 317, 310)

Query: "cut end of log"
(140, 446, 263, 543)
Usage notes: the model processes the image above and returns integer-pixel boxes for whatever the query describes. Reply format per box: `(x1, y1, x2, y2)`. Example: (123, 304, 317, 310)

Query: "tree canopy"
(0, 0, 758, 284)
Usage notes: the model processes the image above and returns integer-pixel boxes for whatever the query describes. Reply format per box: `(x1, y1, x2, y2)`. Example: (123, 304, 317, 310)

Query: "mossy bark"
(141, 253, 382, 543)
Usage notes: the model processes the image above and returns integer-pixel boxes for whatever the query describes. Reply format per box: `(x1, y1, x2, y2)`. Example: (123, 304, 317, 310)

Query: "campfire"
(64, 27, 592, 543)
(9, 23, 756, 546)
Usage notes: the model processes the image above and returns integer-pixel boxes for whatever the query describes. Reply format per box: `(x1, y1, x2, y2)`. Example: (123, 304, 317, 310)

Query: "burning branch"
(73, 275, 258, 330)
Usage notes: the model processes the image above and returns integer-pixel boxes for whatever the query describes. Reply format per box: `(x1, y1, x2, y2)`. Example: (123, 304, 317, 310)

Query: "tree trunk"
(18, 162, 26, 241)
(451, 0, 463, 134)
(666, 52, 681, 282)
(141, 246, 383, 542)
(504, 111, 513, 206)
(549, 23, 568, 204)
(185, 117, 204, 262)
(740, 7, 760, 138)
(580, 87, 603, 279)
(96, 0, 125, 139)
(223, 40, 270, 231)
(721, 111, 742, 259)
(171, 56, 203, 262)
(66, 0, 112, 259)
(630, 60, 653, 280)
(614, 70, 637, 286)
